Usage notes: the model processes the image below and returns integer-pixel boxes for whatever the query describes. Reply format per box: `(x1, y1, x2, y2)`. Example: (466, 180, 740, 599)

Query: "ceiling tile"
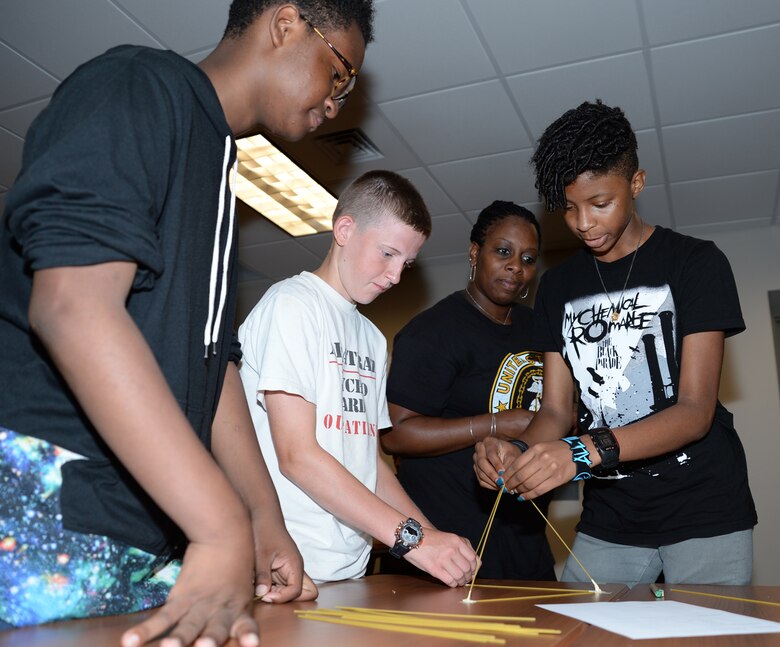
(636, 129, 664, 185)
(429, 150, 537, 213)
(238, 239, 322, 280)
(0, 44, 58, 110)
(651, 25, 780, 125)
(2, 0, 779, 266)
(636, 184, 673, 228)
(237, 278, 276, 322)
(183, 48, 212, 65)
(318, 167, 458, 223)
(394, 167, 457, 217)
(678, 219, 777, 242)
(272, 89, 419, 186)
(296, 232, 332, 261)
(662, 110, 780, 182)
(535, 206, 580, 252)
(670, 171, 778, 228)
(507, 52, 656, 136)
(236, 262, 266, 282)
(0, 128, 23, 189)
(418, 213, 472, 261)
(641, 0, 780, 46)
(379, 80, 530, 165)
(113, 0, 229, 54)
(236, 202, 290, 248)
(1, 0, 160, 80)
(468, 0, 642, 75)
(0, 98, 48, 138)
(361, 0, 495, 102)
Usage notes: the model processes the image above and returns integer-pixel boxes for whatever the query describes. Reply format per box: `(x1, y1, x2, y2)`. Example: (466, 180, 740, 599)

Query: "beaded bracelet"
(560, 436, 592, 481)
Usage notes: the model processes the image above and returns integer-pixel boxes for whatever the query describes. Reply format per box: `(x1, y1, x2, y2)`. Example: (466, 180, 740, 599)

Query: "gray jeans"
(560, 529, 753, 587)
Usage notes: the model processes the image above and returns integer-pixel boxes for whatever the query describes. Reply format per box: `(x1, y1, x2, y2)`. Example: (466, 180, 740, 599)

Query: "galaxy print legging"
(0, 427, 180, 627)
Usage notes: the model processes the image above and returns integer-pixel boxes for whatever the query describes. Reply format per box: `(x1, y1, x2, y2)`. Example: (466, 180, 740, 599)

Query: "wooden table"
(571, 583, 780, 647)
(0, 575, 623, 647)
(4, 576, 780, 647)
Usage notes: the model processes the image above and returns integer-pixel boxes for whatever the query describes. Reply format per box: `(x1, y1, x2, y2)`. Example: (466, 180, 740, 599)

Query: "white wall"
(705, 225, 780, 585)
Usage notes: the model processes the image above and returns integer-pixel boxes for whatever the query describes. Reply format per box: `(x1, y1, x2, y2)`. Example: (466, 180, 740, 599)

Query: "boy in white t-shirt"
(238, 170, 478, 586)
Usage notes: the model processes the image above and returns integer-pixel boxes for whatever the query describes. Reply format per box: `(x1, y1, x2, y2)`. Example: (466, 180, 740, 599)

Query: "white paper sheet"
(537, 600, 780, 640)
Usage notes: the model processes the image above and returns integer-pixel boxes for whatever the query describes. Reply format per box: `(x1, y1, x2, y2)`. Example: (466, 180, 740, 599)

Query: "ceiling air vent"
(314, 128, 383, 165)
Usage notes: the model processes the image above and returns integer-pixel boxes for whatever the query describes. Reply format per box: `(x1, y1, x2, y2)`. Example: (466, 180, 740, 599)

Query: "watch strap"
(389, 542, 411, 558)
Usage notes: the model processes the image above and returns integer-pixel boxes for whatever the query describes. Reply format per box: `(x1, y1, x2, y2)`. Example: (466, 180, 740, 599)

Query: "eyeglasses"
(300, 14, 358, 107)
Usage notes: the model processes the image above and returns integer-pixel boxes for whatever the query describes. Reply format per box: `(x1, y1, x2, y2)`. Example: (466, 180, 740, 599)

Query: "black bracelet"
(560, 436, 592, 481)
(509, 439, 529, 453)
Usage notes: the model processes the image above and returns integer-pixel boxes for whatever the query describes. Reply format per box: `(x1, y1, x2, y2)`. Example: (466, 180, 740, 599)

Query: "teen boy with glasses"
(0, 2, 374, 646)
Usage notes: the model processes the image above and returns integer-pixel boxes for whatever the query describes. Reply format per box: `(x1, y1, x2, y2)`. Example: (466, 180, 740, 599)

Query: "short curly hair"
(531, 100, 638, 212)
(224, 0, 374, 45)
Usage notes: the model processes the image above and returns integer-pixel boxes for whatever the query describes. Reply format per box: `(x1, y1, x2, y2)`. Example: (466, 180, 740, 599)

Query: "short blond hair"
(333, 170, 431, 238)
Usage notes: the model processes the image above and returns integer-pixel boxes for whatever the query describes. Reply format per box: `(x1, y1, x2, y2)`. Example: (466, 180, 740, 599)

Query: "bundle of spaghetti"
(295, 606, 561, 643)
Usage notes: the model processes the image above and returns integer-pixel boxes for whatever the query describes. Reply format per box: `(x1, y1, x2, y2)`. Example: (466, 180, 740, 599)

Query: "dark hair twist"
(531, 100, 638, 212)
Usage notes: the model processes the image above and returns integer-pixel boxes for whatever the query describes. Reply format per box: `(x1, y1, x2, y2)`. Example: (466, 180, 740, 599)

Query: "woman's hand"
(502, 441, 578, 500)
(474, 437, 578, 500)
(473, 437, 523, 490)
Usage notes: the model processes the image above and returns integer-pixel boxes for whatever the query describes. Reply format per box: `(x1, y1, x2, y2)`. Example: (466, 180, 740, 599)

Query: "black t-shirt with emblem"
(386, 291, 555, 580)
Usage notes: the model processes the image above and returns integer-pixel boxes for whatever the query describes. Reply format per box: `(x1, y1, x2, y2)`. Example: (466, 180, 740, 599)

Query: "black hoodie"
(0, 46, 240, 556)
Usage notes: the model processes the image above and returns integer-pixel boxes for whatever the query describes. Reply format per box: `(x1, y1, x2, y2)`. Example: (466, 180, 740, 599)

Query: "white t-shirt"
(238, 272, 390, 582)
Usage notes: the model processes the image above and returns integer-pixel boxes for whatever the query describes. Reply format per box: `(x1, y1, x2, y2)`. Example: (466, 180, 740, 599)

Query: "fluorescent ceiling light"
(234, 134, 337, 237)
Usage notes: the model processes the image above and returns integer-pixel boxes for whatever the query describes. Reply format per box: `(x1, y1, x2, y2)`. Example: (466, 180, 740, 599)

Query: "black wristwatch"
(389, 518, 424, 558)
(588, 426, 620, 470)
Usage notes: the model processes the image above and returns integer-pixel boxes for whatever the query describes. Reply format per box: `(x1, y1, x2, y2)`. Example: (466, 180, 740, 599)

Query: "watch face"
(589, 427, 619, 469)
(400, 523, 421, 545)
(593, 429, 617, 451)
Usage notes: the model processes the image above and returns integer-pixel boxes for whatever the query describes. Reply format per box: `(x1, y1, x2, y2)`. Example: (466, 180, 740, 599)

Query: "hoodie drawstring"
(204, 135, 236, 357)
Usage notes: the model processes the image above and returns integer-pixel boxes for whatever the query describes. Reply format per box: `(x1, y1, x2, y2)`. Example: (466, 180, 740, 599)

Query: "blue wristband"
(560, 436, 592, 481)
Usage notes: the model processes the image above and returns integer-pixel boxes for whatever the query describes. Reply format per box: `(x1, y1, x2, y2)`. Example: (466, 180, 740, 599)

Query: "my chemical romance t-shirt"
(533, 226, 756, 546)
